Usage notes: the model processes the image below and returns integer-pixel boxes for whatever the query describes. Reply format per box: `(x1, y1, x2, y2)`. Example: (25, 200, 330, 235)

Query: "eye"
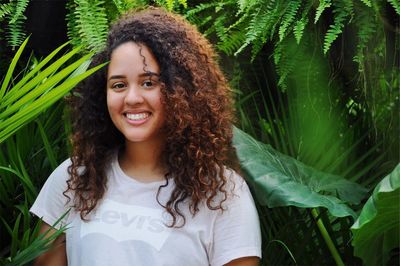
(142, 80, 154, 88)
(111, 82, 126, 90)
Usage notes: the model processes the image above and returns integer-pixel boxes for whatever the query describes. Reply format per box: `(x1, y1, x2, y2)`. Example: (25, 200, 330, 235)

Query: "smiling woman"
(30, 7, 261, 266)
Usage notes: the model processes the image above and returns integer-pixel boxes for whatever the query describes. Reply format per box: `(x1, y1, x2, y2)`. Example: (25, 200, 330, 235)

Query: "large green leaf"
(351, 164, 400, 266)
(233, 126, 367, 218)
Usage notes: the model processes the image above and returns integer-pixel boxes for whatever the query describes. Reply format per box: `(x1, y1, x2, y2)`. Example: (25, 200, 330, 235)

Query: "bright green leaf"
(351, 164, 400, 266)
(0, 37, 29, 100)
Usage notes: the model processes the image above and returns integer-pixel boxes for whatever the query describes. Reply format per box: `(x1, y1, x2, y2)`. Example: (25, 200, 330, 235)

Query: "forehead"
(107, 42, 160, 77)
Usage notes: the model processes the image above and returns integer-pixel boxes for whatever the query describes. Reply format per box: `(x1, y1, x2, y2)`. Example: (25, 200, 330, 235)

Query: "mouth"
(124, 112, 151, 121)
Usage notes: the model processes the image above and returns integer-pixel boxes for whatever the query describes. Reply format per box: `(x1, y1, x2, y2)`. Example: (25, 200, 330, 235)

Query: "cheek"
(106, 92, 119, 112)
(156, 95, 166, 118)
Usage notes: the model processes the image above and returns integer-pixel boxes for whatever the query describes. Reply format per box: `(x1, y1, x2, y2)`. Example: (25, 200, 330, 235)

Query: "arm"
(225, 256, 260, 266)
(34, 222, 67, 266)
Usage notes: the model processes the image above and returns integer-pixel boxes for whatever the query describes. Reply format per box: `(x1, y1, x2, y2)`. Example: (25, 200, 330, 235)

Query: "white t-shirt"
(30, 154, 261, 266)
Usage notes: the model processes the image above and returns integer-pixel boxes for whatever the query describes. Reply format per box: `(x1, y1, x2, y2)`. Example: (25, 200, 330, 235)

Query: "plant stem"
(311, 208, 345, 266)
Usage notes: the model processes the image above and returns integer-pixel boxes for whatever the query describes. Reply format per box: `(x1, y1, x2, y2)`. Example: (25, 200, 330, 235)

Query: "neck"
(119, 139, 166, 182)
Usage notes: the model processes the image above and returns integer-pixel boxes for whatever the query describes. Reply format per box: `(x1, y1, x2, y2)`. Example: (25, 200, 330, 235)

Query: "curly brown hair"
(66, 7, 237, 227)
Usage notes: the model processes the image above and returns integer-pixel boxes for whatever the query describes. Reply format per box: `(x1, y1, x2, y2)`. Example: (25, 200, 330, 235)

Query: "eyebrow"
(108, 72, 160, 81)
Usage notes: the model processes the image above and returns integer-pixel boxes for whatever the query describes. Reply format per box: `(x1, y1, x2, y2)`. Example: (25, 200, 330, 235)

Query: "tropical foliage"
(0, 39, 105, 264)
(0, 0, 398, 265)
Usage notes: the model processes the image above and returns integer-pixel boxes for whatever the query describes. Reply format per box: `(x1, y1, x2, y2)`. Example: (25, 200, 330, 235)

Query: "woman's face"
(106, 42, 165, 145)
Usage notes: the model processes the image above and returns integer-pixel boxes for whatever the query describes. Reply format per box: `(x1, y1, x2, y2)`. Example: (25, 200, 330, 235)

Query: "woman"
(31, 7, 261, 266)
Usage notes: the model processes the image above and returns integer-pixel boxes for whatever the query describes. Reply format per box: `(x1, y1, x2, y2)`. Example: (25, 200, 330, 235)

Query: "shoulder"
(222, 167, 252, 201)
(205, 167, 256, 213)
(51, 158, 73, 177)
(44, 158, 73, 189)
(47, 157, 89, 184)
(30, 158, 75, 228)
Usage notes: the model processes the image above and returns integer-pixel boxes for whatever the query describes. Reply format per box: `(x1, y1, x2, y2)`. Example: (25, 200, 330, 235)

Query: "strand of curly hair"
(65, 7, 238, 227)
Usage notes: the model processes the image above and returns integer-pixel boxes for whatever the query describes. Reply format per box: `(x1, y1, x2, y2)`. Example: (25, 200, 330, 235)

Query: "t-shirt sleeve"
(209, 170, 262, 266)
(30, 158, 73, 229)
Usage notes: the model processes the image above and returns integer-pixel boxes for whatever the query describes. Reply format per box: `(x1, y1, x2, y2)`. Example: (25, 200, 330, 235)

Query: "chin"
(124, 135, 151, 143)
(122, 132, 160, 144)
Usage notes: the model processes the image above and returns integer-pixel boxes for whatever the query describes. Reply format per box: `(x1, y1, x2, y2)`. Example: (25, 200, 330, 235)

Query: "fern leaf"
(185, 2, 215, 26)
(74, 0, 109, 52)
(323, 0, 353, 54)
(7, 18, 26, 48)
(315, 0, 331, 23)
(178, 0, 187, 9)
(388, 0, 400, 15)
(193, 15, 213, 32)
(237, 0, 248, 14)
(292, 0, 312, 44)
(166, 0, 174, 11)
(0, 3, 12, 19)
(235, 0, 280, 58)
(9, 0, 29, 24)
(226, 10, 248, 32)
(353, 2, 376, 67)
(154, 0, 186, 11)
(6, 0, 29, 48)
(66, 0, 81, 49)
(359, 0, 372, 7)
(237, 0, 258, 15)
(235, 5, 264, 56)
(111, 0, 136, 14)
(273, 41, 283, 65)
(185, 1, 226, 19)
(214, 15, 229, 43)
(217, 29, 246, 55)
(278, 0, 301, 41)
(293, 17, 308, 44)
(275, 41, 300, 91)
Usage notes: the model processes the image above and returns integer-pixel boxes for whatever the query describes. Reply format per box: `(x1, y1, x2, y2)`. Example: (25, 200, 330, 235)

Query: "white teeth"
(126, 112, 150, 120)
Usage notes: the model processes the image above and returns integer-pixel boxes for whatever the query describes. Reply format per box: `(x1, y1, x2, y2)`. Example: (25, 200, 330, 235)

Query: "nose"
(124, 86, 144, 105)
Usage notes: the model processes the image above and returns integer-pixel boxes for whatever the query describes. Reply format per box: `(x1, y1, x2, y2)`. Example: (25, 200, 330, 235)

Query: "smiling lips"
(124, 112, 151, 125)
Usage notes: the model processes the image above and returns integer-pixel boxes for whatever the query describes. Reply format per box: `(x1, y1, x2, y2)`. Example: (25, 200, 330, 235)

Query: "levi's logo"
(80, 199, 171, 250)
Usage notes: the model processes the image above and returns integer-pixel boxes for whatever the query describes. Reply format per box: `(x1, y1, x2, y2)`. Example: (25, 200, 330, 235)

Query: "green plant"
(351, 164, 400, 266)
(0, 37, 106, 142)
(228, 35, 394, 263)
(0, 38, 106, 264)
(187, 0, 400, 148)
(0, 100, 70, 264)
(233, 122, 399, 264)
(0, 0, 29, 49)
